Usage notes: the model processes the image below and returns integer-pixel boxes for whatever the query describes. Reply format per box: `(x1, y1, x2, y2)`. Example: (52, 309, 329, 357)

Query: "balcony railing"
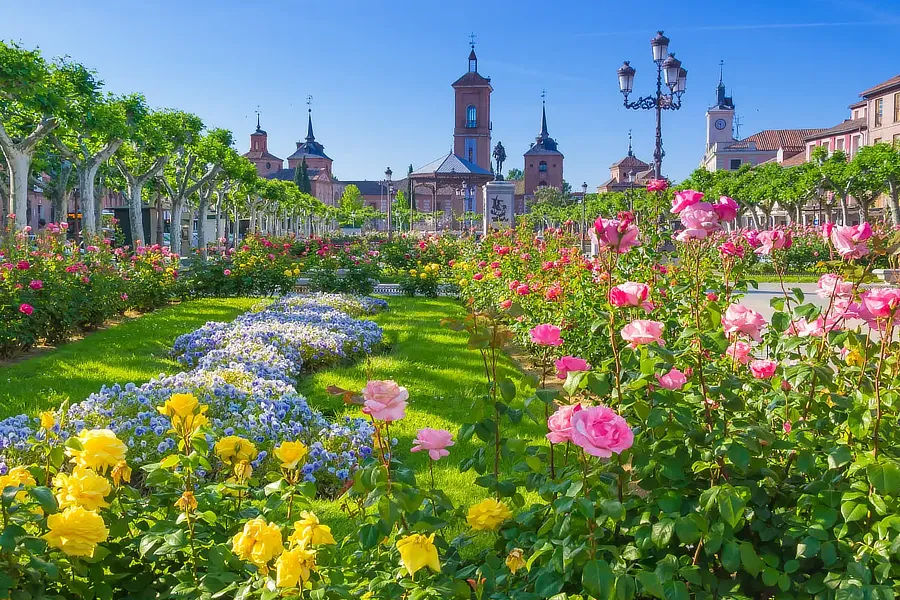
(466, 120, 477, 128)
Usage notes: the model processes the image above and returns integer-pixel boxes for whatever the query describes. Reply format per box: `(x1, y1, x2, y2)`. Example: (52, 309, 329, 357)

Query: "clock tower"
(706, 62, 735, 149)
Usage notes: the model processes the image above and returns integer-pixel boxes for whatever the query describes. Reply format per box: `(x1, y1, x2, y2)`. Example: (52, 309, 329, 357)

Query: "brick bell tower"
(452, 38, 493, 172)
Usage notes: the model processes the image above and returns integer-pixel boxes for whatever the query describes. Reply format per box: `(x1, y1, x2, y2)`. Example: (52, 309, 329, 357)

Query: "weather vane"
(541, 89, 546, 104)
(469, 32, 476, 49)
(254, 105, 260, 129)
(306, 95, 313, 113)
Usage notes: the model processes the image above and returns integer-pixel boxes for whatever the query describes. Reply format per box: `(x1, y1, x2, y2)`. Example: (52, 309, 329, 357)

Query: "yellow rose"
(43, 506, 108, 558)
(846, 348, 864, 367)
(506, 548, 526, 574)
(0, 466, 36, 503)
(53, 465, 111, 511)
(233, 460, 253, 481)
(172, 411, 209, 436)
(175, 490, 198, 513)
(409, 269, 417, 276)
(274, 441, 308, 470)
(215, 436, 258, 464)
(288, 511, 335, 546)
(420, 273, 428, 279)
(231, 517, 283, 571)
(275, 545, 317, 588)
(466, 498, 512, 531)
(396, 533, 440, 578)
(67, 429, 127, 474)
(157, 393, 200, 419)
(110, 461, 132, 487)
(40, 411, 56, 430)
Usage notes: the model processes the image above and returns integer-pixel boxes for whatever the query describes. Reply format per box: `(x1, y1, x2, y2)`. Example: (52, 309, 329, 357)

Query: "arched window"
(466, 105, 477, 128)
(539, 161, 548, 172)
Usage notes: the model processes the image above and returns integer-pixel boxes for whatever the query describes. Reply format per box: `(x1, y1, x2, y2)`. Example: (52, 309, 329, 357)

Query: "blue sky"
(3, 0, 899, 187)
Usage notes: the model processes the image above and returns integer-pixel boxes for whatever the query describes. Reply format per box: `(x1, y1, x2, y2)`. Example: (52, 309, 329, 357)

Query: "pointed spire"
(540, 90, 548, 138)
(718, 59, 724, 86)
(627, 129, 633, 157)
(254, 105, 263, 133)
(468, 33, 477, 72)
(305, 95, 315, 142)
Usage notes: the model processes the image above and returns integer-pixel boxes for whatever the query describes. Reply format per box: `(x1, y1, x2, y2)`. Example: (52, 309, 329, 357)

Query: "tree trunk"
(215, 191, 225, 243)
(249, 202, 257, 235)
(197, 192, 209, 258)
(839, 196, 849, 225)
(750, 207, 762, 229)
(888, 181, 900, 227)
(78, 162, 101, 237)
(170, 198, 184, 255)
(5, 149, 31, 231)
(155, 193, 164, 246)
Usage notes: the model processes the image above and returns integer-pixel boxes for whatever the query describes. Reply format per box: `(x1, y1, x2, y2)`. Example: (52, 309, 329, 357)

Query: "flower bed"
(0, 292, 386, 495)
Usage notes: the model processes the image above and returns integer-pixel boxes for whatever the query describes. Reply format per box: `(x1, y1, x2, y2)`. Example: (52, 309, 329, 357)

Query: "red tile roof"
(739, 129, 828, 153)
(243, 150, 283, 162)
(859, 74, 900, 98)
(780, 151, 808, 167)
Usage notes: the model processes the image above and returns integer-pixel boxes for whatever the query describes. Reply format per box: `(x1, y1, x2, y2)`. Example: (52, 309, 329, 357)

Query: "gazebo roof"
(409, 152, 492, 178)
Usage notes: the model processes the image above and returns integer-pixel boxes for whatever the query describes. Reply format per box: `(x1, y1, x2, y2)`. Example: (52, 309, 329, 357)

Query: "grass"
(297, 296, 542, 537)
(747, 273, 821, 283)
(0, 297, 262, 418)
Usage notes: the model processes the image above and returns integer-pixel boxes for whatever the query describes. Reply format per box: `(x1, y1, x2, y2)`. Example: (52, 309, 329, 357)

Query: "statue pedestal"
(482, 181, 516, 234)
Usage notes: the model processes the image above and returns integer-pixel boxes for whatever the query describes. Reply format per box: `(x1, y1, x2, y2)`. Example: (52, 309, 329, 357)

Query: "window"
(851, 135, 860, 156)
(874, 138, 882, 144)
(465, 138, 477, 164)
(894, 133, 900, 147)
(875, 98, 883, 127)
(895, 93, 900, 122)
(466, 105, 477, 128)
(836, 137, 845, 152)
(807, 143, 816, 160)
(253, 141, 258, 150)
(539, 161, 548, 172)
(265, 162, 271, 170)
(729, 158, 742, 170)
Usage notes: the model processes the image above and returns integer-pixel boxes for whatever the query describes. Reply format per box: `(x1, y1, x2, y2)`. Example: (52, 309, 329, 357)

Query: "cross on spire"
(305, 95, 315, 142)
(469, 32, 476, 49)
(541, 88, 546, 105)
(627, 129, 633, 156)
(254, 105, 261, 131)
(718, 59, 724, 85)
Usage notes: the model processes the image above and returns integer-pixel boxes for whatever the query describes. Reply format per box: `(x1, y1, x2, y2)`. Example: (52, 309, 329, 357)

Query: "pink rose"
(671, 190, 704, 214)
(570, 406, 634, 458)
(860, 288, 900, 319)
(223, 269, 231, 276)
(719, 240, 745, 258)
(546, 403, 583, 444)
(499, 299, 512, 310)
(362, 380, 408, 422)
(655, 367, 687, 390)
(647, 179, 669, 192)
(830, 225, 871, 259)
(29, 280, 43, 290)
(706, 292, 718, 301)
(816, 273, 853, 299)
(679, 202, 720, 233)
(592, 216, 640, 254)
(19, 303, 34, 316)
(16, 260, 29, 270)
(410, 428, 454, 460)
(530, 324, 563, 347)
(620, 319, 665, 348)
(555, 356, 590, 379)
(515, 283, 530, 295)
(609, 282, 653, 312)
(788, 317, 825, 338)
(722, 303, 766, 341)
(714, 196, 739, 222)
(749, 359, 777, 379)
(754, 230, 792, 255)
(743, 229, 761, 248)
(783, 421, 792, 434)
(544, 283, 561, 301)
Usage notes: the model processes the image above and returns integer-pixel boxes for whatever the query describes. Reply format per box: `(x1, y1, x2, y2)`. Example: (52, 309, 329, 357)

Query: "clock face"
(715, 118, 727, 131)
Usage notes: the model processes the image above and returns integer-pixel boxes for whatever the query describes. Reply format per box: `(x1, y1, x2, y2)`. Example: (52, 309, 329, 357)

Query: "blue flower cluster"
(171, 293, 386, 378)
(0, 293, 387, 495)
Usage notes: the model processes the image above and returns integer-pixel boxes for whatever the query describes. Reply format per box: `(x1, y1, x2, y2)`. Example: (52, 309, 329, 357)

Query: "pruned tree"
(853, 143, 900, 226)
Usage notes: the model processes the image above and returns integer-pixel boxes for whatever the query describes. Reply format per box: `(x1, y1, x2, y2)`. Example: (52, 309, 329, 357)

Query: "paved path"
(740, 283, 823, 320)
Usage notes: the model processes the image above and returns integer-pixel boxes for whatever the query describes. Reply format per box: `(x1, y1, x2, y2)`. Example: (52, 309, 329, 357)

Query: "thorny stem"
(873, 314, 893, 458)
(580, 453, 596, 559)
(540, 348, 556, 479)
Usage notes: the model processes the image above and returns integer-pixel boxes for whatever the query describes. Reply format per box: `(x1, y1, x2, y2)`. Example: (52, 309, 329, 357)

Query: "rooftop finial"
(627, 129, 633, 157)
(254, 105, 261, 132)
(540, 90, 548, 138)
(469, 32, 476, 50)
(718, 59, 724, 85)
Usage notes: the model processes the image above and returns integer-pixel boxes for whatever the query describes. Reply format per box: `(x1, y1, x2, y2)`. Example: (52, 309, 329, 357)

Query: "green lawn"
(0, 297, 262, 417)
(297, 296, 541, 536)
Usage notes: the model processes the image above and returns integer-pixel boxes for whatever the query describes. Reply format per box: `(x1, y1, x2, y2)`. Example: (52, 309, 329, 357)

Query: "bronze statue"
(492, 142, 506, 181)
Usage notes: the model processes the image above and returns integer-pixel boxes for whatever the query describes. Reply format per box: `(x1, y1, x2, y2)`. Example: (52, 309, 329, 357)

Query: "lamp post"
(617, 31, 687, 180)
(581, 181, 588, 254)
(384, 167, 392, 239)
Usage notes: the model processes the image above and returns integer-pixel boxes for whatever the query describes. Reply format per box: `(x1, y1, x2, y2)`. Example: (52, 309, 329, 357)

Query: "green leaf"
(771, 312, 790, 332)
(740, 542, 762, 577)
(533, 571, 563, 598)
(797, 536, 821, 559)
(717, 489, 746, 529)
(637, 570, 665, 599)
(498, 378, 516, 402)
(727, 444, 751, 472)
(651, 518, 675, 548)
(827, 445, 852, 469)
(721, 540, 741, 573)
(583, 559, 615, 600)
(663, 581, 689, 600)
(840, 501, 867, 522)
(675, 516, 700, 544)
(867, 462, 900, 496)
(28, 486, 58, 514)
(159, 455, 179, 469)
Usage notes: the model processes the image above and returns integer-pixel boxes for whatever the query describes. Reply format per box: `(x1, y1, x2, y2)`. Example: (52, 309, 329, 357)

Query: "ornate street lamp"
(581, 181, 588, 254)
(385, 167, 392, 239)
(617, 31, 687, 179)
